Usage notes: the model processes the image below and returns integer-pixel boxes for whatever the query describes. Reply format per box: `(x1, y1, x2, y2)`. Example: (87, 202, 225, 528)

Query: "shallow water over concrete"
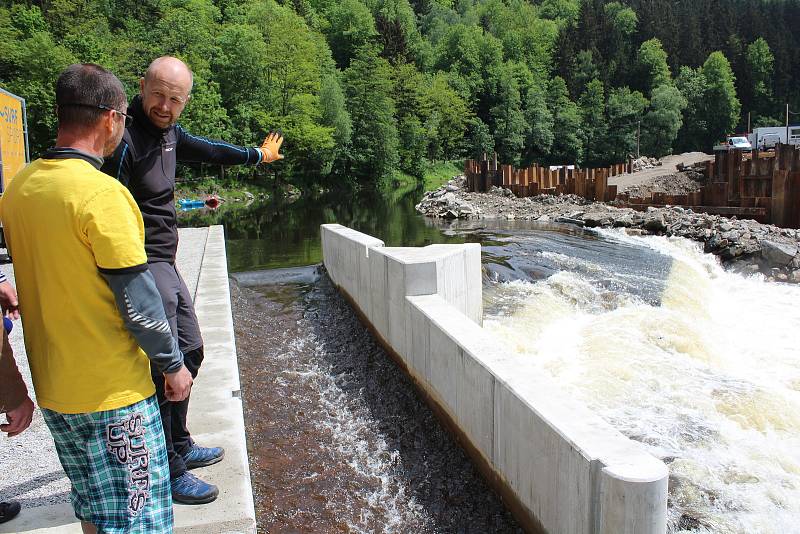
(231, 274, 522, 533)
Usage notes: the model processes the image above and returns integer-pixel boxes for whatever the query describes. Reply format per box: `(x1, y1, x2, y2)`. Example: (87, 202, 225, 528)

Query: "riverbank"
(175, 179, 272, 204)
(417, 176, 800, 284)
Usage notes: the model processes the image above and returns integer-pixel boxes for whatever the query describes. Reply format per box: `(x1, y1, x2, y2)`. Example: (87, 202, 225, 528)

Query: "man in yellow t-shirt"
(0, 64, 192, 534)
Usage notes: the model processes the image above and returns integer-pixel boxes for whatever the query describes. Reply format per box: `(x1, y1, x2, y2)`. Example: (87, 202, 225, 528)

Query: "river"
(180, 185, 800, 533)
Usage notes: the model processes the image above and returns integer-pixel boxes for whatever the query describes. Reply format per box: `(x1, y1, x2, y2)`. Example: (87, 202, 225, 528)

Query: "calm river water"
(180, 185, 800, 533)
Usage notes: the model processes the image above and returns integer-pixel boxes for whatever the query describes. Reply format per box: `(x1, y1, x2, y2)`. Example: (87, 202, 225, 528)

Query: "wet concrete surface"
(231, 268, 522, 533)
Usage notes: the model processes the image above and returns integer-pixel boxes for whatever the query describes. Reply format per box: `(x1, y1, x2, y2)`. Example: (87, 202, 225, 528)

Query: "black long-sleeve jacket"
(101, 95, 262, 262)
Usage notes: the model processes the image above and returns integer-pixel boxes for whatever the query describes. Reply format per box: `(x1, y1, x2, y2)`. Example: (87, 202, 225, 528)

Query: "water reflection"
(178, 185, 468, 272)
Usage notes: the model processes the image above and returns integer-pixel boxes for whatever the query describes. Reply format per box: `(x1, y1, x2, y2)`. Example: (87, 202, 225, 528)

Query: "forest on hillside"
(1, 0, 798, 190)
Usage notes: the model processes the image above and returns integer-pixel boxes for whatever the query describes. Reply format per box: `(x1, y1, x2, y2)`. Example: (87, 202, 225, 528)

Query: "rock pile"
(416, 177, 800, 283)
(415, 176, 482, 219)
(631, 156, 662, 171)
(623, 171, 705, 198)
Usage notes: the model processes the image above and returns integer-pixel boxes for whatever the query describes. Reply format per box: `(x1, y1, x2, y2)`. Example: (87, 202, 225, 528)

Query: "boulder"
(644, 214, 667, 233)
(761, 240, 797, 266)
(442, 209, 459, 219)
(583, 213, 613, 227)
(555, 216, 585, 227)
(612, 214, 634, 227)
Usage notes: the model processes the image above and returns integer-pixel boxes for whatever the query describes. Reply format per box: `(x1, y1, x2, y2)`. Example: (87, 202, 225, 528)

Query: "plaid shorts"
(42, 396, 173, 533)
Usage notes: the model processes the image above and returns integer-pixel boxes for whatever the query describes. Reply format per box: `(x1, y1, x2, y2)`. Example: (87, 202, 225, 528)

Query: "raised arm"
(176, 126, 284, 166)
(175, 125, 262, 165)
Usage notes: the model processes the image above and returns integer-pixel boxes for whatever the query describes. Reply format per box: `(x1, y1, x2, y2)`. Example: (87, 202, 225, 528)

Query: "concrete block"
(385, 253, 406, 353)
(405, 299, 431, 383)
(368, 250, 389, 340)
(409, 296, 495, 458)
(436, 250, 468, 314)
(320, 225, 668, 534)
(463, 243, 483, 325)
(427, 320, 461, 422)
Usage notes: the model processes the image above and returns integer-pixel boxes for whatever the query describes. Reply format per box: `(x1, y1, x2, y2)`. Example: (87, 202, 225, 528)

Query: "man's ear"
(139, 77, 145, 95)
(102, 110, 116, 136)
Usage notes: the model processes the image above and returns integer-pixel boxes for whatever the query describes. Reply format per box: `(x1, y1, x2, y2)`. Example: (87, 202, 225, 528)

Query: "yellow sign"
(0, 89, 27, 188)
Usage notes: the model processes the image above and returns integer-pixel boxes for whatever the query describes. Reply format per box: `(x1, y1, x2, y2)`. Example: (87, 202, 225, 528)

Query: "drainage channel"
(231, 271, 522, 533)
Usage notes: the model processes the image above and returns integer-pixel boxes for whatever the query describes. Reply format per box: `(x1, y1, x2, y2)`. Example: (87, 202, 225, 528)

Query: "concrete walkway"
(0, 226, 255, 533)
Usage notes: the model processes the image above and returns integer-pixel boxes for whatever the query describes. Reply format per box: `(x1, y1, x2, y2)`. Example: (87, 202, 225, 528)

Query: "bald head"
(144, 56, 194, 91)
(139, 56, 193, 129)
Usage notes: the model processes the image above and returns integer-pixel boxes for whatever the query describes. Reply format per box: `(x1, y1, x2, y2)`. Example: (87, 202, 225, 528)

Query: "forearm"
(0, 332, 27, 413)
(176, 126, 262, 166)
(100, 268, 184, 374)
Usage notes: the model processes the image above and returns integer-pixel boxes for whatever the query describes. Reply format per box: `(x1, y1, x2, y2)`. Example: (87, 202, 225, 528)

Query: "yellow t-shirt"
(0, 157, 155, 413)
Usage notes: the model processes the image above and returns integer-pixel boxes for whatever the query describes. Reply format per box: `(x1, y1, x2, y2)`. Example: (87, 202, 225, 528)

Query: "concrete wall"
(321, 224, 668, 534)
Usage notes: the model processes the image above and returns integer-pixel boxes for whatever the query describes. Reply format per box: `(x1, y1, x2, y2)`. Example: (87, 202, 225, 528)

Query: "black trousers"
(148, 262, 205, 479)
(151, 347, 204, 478)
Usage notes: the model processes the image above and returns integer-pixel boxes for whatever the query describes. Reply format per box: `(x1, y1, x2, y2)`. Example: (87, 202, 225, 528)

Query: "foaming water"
(484, 230, 800, 532)
(232, 274, 521, 533)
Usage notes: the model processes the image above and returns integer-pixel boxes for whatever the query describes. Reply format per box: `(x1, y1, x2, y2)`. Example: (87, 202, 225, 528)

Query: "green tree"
(215, 1, 336, 183)
(419, 73, 470, 160)
(369, 0, 431, 67)
(539, 0, 581, 26)
(606, 86, 647, 162)
(433, 23, 504, 106)
(323, 0, 378, 69)
(578, 78, 607, 166)
(319, 72, 353, 174)
(1, 28, 76, 155)
(602, 1, 637, 81)
(571, 49, 599, 96)
(641, 84, 686, 157)
(637, 38, 671, 95)
(745, 37, 776, 126)
(466, 117, 494, 159)
(701, 51, 741, 146)
(474, 0, 557, 79)
(391, 62, 426, 176)
(179, 73, 232, 141)
(547, 76, 582, 164)
(521, 81, 553, 165)
(489, 64, 525, 165)
(343, 47, 399, 185)
(675, 65, 709, 152)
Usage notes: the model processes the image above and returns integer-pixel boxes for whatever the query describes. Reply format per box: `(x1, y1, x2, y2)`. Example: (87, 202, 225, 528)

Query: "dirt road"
(608, 152, 712, 191)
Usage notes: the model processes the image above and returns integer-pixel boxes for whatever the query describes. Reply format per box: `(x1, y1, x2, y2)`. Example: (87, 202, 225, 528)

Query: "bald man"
(102, 56, 284, 505)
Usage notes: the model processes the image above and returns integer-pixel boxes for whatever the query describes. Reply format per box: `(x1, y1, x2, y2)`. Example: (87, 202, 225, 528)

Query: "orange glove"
(258, 131, 284, 163)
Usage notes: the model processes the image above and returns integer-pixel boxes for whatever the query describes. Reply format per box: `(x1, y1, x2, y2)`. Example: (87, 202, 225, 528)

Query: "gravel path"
(609, 152, 713, 193)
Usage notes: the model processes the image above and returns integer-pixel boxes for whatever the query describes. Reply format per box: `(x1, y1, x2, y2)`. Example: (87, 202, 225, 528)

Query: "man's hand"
(1, 396, 34, 437)
(0, 280, 19, 320)
(258, 131, 284, 164)
(164, 365, 193, 402)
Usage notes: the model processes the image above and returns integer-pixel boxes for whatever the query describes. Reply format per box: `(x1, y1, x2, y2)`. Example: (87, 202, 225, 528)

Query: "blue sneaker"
(171, 472, 219, 505)
(183, 444, 225, 470)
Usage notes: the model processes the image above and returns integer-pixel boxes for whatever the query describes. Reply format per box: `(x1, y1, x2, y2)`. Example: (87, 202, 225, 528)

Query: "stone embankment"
(417, 176, 800, 284)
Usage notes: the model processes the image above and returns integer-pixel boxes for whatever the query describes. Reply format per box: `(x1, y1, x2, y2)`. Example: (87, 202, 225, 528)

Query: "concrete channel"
(321, 223, 669, 534)
(0, 226, 255, 533)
